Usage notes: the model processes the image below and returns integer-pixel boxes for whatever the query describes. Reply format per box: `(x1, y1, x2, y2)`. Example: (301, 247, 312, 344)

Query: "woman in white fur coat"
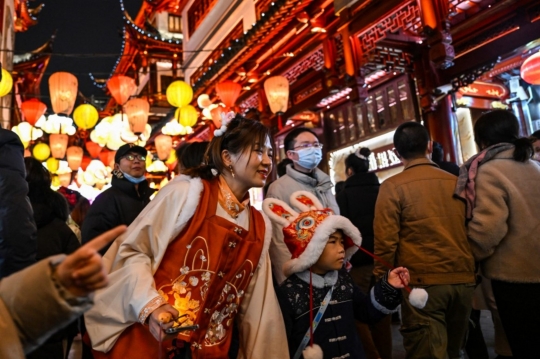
(84, 115, 289, 359)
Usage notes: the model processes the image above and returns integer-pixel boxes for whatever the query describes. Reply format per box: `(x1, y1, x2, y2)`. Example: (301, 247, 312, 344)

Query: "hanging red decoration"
(521, 51, 540, 85)
(215, 80, 242, 109)
(107, 75, 137, 105)
(86, 141, 102, 159)
(21, 99, 47, 126)
(80, 156, 91, 171)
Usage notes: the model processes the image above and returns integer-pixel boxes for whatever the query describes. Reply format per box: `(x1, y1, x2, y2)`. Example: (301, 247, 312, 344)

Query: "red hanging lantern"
(210, 106, 225, 128)
(215, 80, 242, 109)
(80, 156, 91, 171)
(107, 75, 137, 105)
(86, 141, 102, 159)
(21, 99, 47, 126)
(521, 51, 540, 85)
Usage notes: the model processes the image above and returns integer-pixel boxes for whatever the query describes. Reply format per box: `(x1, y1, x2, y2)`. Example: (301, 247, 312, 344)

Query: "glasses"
(293, 143, 323, 150)
(122, 154, 146, 161)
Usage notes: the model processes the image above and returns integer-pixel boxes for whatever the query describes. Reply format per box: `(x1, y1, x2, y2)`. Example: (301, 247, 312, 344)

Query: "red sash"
(91, 179, 266, 359)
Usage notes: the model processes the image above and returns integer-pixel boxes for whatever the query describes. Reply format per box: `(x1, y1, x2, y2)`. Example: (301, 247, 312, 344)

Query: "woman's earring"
(229, 164, 235, 178)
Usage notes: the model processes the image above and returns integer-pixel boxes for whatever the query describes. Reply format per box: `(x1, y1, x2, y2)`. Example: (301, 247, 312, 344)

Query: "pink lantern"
(155, 134, 173, 161)
(107, 75, 137, 105)
(49, 134, 69, 159)
(210, 106, 225, 128)
(124, 98, 150, 134)
(66, 146, 83, 170)
(58, 172, 72, 187)
(49, 72, 78, 115)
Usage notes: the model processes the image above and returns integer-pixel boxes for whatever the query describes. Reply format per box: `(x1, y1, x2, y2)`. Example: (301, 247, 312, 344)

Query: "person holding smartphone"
(85, 115, 289, 359)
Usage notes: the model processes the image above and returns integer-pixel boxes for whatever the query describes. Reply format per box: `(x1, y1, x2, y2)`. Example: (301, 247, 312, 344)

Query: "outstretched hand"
(55, 225, 127, 297)
(387, 267, 410, 289)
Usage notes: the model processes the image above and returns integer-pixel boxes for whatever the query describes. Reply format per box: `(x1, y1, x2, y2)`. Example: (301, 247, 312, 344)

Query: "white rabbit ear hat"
(263, 191, 362, 277)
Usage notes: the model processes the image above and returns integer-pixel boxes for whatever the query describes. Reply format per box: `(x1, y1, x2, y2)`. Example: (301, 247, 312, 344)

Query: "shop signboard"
(366, 144, 402, 172)
(458, 81, 509, 99)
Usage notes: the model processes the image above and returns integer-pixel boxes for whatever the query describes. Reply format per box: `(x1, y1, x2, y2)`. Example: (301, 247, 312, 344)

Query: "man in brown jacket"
(0, 226, 125, 359)
(373, 122, 475, 359)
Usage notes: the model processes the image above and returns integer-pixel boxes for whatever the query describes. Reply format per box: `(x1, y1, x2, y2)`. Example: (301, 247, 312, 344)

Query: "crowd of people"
(0, 108, 538, 359)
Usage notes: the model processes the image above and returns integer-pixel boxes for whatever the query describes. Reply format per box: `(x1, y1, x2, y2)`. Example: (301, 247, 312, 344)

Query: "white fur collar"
(295, 270, 338, 288)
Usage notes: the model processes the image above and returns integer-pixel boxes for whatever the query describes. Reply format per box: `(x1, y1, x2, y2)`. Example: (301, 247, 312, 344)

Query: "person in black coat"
(81, 144, 154, 254)
(24, 157, 81, 359)
(0, 128, 36, 279)
(336, 147, 392, 359)
(432, 141, 460, 176)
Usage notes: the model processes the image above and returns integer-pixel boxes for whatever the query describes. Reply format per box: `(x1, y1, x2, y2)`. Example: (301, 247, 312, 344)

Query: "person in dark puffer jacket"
(0, 128, 36, 279)
(24, 157, 81, 359)
(336, 147, 393, 359)
(81, 144, 154, 254)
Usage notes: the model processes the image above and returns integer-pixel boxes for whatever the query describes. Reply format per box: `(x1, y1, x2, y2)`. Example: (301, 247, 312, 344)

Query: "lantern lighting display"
(21, 99, 47, 126)
(49, 72, 78, 115)
(73, 104, 99, 130)
(66, 146, 84, 170)
(166, 80, 193, 108)
(177, 105, 198, 127)
(33, 143, 51, 161)
(123, 98, 149, 134)
(264, 76, 290, 114)
(155, 134, 173, 160)
(107, 75, 137, 105)
(49, 133, 69, 159)
(215, 80, 242, 109)
(521, 51, 540, 85)
(0, 68, 13, 97)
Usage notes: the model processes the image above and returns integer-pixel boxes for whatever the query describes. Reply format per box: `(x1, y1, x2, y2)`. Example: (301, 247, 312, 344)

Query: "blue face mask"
(122, 172, 147, 184)
(294, 147, 322, 170)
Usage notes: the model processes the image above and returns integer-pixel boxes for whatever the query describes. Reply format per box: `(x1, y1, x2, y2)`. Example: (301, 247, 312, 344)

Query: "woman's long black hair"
(474, 109, 533, 162)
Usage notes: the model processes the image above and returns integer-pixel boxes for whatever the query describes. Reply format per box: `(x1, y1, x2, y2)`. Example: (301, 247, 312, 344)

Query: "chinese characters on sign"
(367, 145, 401, 172)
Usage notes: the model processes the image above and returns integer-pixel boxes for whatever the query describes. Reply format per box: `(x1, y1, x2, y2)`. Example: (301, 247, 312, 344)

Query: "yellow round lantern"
(73, 104, 99, 130)
(177, 105, 198, 127)
(166, 149, 177, 165)
(46, 157, 59, 174)
(0, 69, 13, 97)
(33, 143, 51, 161)
(166, 81, 193, 108)
(51, 175, 61, 187)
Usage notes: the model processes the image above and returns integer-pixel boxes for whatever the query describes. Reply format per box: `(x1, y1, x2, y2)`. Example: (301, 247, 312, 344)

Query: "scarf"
(454, 143, 514, 219)
(218, 175, 250, 219)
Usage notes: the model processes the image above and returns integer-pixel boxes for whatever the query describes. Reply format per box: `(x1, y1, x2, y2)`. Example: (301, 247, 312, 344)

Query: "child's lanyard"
(293, 286, 334, 359)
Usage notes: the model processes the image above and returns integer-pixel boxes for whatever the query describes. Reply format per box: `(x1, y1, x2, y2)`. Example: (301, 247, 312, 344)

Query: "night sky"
(16, 0, 143, 105)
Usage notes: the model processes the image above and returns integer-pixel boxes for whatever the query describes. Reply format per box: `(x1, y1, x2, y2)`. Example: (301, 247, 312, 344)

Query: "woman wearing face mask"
(266, 127, 339, 284)
(84, 115, 289, 359)
(81, 144, 155, 255)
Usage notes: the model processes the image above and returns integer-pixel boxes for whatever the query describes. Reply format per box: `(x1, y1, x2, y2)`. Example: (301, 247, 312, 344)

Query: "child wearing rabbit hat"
(263, 191, 410, 359)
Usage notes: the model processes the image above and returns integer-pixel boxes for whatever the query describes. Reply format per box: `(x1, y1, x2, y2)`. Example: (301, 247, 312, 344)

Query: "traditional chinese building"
(22, 0, 537, 185)
(1, 0, 44, 128)
(179, 0, 540, 183)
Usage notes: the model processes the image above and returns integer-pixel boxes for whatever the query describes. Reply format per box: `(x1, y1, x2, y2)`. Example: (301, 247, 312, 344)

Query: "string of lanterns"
(0, 51, 292, 198)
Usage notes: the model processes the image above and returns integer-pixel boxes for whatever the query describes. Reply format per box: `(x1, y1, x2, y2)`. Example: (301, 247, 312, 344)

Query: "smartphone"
(165, 324, 199, 334)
